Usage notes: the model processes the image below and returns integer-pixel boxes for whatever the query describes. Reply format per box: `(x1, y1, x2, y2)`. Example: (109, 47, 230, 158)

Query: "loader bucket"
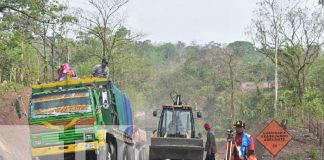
(149, 137, 204, 160)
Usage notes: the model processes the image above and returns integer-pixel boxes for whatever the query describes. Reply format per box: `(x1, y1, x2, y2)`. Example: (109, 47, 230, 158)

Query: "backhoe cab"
(149, 95, 204, 160)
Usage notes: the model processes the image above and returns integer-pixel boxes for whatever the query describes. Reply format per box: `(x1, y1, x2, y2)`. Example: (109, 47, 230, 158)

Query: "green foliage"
(241, 91, 273, 126)
(309, 145, 318, 159)
(303, 88, 324, 118)
(279, 89, 297, 108)
(227, 41, 255, 56)
(283, 153, 300, 160)
(0, 81, 23, 95)
(308, 56, 324, 94)
(0, 0, 323, 132)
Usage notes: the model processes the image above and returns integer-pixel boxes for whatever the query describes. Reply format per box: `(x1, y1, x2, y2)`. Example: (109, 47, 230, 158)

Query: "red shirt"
(232, 133, 255, 160)
(233, 134, 243, 160)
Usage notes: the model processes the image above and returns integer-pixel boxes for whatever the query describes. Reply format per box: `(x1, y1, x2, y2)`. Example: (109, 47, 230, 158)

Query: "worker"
(232, 120, 257, 160)
(204, 122, 217, 160)
(92, 58, 109, 78)
(57, 63, 77, 81)
(167, 115, 185, 137)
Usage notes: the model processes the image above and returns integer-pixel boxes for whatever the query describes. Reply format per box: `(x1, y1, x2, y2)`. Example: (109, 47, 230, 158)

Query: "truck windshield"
(160, 109, 192, 137)
(30, 89, 92, 119)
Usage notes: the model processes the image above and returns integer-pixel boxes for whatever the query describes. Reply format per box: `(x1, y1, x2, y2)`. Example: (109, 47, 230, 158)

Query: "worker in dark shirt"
(204, 122, 217, 160)
(92, 58, 109, 78)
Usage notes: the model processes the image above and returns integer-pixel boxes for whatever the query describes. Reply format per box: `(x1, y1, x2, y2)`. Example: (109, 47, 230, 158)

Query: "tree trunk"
(111, 57, 115, 82)
(0, 68, 2, 83)
(274, 43, 278, 117)
(102, 34, 107, 60)
(229, 56, 235, 122)
(51, 36, 55, 81)
(270, 0, 279, 118)
(20, 43, 24, 85)
(43, 22, 48, 82)
(298, 71, 306, 120)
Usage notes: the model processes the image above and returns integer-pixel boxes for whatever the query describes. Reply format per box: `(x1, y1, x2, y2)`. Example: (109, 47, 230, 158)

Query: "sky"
(63, 0, 259, 44)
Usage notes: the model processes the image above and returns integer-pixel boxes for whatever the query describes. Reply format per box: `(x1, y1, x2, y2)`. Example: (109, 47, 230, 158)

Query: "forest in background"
(0, 0, 323, 131)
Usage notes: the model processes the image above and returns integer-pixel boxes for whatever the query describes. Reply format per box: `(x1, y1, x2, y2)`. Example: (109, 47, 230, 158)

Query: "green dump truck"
(27, 77, 136, 160)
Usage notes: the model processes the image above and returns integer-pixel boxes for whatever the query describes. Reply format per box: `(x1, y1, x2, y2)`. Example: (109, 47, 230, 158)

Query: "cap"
(204, 122, 212, 129)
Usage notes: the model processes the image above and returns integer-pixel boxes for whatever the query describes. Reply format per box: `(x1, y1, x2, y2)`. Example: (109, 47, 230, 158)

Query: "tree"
(227, 41, 255, 56)
(0, 2, 55, 24)
(320, 0, 324, 7)
(220, 48, 239, 124)
(252, 0, 282, 117)
(78, 0, 129, 60)
(250, 0, 324, 117)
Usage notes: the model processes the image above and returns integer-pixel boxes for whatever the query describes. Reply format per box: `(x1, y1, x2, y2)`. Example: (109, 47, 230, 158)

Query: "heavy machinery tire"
(108, 143, 117, 160)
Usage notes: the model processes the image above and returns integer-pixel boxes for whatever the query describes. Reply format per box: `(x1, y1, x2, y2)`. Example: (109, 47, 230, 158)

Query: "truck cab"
(156, 105, 196, 138)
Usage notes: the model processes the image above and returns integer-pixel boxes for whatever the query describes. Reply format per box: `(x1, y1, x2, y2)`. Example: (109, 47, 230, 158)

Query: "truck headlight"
(34, 140, 42, 146)
(84, 133, 95, 141)
(85, 143, 95, 149)
(98, 130, 105, 141)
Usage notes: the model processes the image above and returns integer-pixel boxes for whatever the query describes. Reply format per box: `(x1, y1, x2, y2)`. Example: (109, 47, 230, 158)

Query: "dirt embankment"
(0, 87, 31, 160)
(0, 87, 30, 125)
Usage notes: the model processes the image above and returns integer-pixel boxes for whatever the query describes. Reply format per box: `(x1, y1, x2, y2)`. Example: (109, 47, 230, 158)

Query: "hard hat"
(204, 122, 212, 129)
(234, 120, 245, 128)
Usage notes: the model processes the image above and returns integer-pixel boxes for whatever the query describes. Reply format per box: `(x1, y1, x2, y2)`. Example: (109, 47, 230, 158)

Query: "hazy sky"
(64, 0, 259, 44)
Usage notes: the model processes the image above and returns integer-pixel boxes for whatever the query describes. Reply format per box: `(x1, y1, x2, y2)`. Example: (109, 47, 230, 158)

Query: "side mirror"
(197, 111, 202, 118)
(15, 96, 22, 119)
(153, 110, 157, 117)
(102, 90, 109, 109)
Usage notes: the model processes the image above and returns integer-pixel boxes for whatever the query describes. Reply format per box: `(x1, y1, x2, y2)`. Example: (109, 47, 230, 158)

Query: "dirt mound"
(0, 87, 30, 125)
(0, 88, 31, 160)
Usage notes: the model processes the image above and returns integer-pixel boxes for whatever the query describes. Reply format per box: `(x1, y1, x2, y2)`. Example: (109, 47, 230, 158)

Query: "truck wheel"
(108, 143, 117, 160)
(123, 147, 127, 160)
(123, 146, 133, 160)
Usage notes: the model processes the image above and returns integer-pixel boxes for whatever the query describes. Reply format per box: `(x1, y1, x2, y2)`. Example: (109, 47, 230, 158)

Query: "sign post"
(256, 120, 292, 159)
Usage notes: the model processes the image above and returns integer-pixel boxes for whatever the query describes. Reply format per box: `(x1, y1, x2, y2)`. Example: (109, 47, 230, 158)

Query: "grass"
(309, 145, 318, 159)
(281, 154, 300, 160)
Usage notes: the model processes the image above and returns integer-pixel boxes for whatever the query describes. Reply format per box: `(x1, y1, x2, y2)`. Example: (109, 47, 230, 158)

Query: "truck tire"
(123, 145, 134, 160)
(123, 147, 128, 160)
(108, 143, 117, 160)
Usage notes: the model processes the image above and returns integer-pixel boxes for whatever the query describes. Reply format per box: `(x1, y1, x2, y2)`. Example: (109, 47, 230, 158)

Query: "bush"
(285, 153, 300, 160)
(0, 81, 23, 95)
(309, 145, 317, 159)
(304, 88, 324, 119)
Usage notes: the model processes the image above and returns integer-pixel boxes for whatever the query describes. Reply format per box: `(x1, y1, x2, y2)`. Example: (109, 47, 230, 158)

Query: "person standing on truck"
(232, 120, 257, 160)
(204, 122, 217, 160)
(92, 58, 109, 78)
(57, 63, 77, 81)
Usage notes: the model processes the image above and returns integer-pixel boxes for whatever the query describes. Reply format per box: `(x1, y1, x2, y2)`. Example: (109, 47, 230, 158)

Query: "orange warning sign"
(256, 120, 292, 157)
